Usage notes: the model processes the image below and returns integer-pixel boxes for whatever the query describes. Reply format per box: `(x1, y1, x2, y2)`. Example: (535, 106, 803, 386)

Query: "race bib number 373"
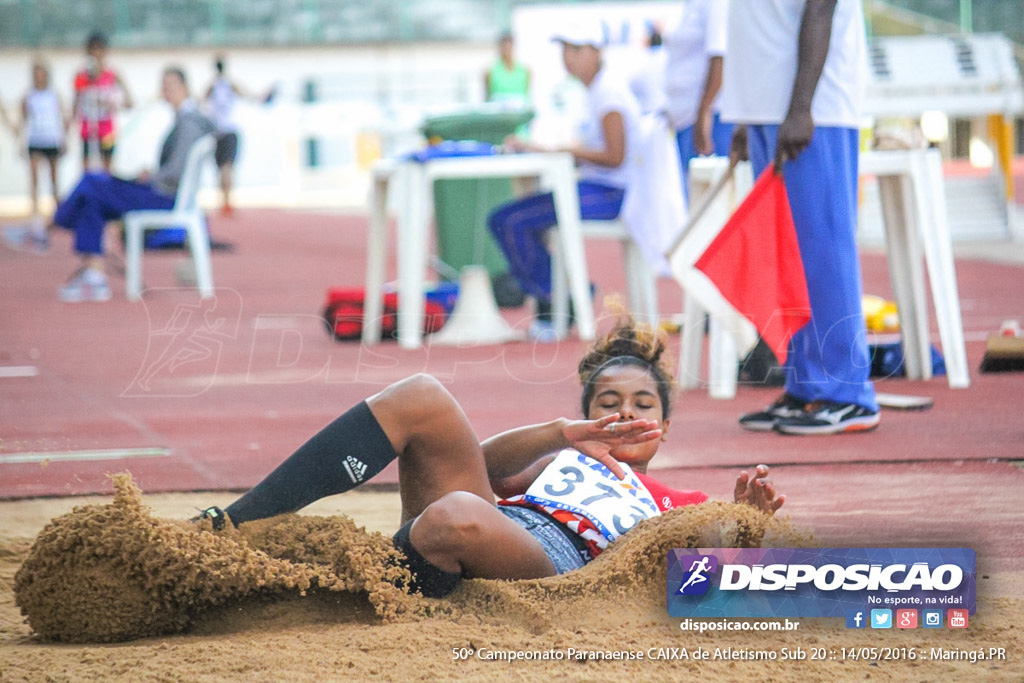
(525, 450, 660, 543)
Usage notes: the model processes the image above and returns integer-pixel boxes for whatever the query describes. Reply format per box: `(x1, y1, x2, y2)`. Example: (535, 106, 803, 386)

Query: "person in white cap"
(488, 19, 641, 340)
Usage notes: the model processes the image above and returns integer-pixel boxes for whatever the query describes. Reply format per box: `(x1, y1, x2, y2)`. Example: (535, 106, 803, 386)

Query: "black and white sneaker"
(191, 506, 228, 531)
(773, 401, 880, 435)
(738, 393, 808, 432)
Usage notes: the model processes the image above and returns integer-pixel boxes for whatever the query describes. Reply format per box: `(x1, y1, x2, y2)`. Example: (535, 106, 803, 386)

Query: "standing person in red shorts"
(72, 31, 133, 172)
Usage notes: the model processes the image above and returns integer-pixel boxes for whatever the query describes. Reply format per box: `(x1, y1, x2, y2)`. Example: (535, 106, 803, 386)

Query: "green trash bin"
(421, 109, 534, 301)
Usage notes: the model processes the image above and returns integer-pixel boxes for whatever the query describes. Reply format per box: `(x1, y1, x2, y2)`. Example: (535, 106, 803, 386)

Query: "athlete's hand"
(734, 464, 785, 515)
(562, 413, 661, 480)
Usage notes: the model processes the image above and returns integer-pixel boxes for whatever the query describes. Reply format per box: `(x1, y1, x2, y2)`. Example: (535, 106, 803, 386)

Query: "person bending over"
(53, 67, 214, 302)
(197, 316, 784, 598)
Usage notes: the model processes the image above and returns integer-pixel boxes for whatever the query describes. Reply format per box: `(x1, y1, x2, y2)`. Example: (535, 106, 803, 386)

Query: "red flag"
(694, 166, 810, 365)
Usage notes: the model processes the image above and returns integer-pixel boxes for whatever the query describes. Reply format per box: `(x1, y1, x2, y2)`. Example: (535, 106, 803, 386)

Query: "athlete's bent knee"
(388, 373, 458, 423)
(412, 491, 492, 560)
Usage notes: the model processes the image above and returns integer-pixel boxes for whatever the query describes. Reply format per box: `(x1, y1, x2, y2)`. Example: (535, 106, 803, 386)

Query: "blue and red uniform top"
(500, 470, 707, 560)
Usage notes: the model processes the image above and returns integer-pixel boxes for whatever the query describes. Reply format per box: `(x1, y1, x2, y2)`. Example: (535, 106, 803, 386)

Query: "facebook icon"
(845, 609, 867, 629)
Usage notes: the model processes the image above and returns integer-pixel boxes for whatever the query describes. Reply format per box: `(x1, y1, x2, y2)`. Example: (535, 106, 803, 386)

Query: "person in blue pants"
(721, 0, 879, 435)
(53, 67, 214, 302)
(489, 20, 641, 340)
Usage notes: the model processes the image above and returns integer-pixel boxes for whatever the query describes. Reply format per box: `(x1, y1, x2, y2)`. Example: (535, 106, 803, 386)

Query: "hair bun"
(577, 314, 672, 384)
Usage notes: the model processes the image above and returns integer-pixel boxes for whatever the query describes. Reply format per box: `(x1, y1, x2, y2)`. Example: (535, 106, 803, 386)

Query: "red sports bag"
(322, 287, 449, 341)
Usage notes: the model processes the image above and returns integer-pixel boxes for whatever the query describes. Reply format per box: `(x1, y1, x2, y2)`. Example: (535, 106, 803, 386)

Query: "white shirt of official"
(577, 66, 642, 190)
(663, 0, 729, 130)
(628, 45, 668, 115)
(720, 0, 867, 128)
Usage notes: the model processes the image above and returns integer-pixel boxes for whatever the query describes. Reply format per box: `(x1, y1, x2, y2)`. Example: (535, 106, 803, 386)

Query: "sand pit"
(3, 477, 1022, 681)
(13, 474, 792, 643)
(13, 475, 421, 643)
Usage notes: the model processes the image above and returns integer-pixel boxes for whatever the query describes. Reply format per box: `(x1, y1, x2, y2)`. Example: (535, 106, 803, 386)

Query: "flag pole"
(665, 156, 740, 257)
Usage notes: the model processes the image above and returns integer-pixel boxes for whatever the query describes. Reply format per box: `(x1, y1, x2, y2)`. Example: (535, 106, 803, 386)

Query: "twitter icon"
(871, 609, 892, 629)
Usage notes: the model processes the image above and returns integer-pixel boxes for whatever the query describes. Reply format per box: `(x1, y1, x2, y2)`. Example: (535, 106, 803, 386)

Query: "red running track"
(1, 208, 1022, 573)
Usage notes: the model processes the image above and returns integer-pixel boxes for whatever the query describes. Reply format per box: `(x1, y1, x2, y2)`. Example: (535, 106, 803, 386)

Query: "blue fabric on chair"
(404, 141, 497, 163)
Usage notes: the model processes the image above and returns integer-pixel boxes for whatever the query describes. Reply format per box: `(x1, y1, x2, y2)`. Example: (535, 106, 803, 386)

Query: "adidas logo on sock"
(342, 454, 368, 483)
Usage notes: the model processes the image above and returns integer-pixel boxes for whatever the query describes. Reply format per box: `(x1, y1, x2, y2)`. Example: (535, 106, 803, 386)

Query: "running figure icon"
(124, 291, 242, 397)
(678, 556, 713, 593)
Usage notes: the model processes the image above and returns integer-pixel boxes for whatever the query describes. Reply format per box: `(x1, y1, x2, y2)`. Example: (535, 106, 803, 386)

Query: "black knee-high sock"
(225, 401, 396, 525)
(392, 519, 461, 598)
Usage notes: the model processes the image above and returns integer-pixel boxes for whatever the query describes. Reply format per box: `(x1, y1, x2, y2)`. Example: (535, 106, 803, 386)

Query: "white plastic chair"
(550, 220, 659, 337)
(859, 148, 969, 388)
(548, 114, 684, 336)
(124, 134, 216, 301)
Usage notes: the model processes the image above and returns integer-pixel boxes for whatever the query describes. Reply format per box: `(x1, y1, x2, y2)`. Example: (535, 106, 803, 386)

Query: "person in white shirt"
(721, 0, 879, 435)
(488, 20, 641, 340)
(204, 55, 244, 217)
(21, 61, 70, 220)
(628, 22, 668, 115)
(663, 0, 733, 204)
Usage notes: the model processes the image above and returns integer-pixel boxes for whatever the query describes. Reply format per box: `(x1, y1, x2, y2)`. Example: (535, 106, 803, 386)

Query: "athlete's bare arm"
(483, 415, 660, 495)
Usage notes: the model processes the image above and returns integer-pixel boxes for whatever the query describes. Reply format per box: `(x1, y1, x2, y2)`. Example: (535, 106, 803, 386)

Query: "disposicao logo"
(673, 554, 718, 596)
(666, 548, 975, 619)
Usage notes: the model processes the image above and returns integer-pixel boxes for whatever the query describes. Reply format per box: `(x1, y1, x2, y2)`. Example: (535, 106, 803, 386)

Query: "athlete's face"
(585, 364, 669, 472)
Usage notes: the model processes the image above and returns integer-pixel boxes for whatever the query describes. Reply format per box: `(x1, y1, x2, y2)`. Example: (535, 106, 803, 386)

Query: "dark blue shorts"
(28, 145, 61, 160)
(499, 505, 589, 574)
(215, 132, 238, 167)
